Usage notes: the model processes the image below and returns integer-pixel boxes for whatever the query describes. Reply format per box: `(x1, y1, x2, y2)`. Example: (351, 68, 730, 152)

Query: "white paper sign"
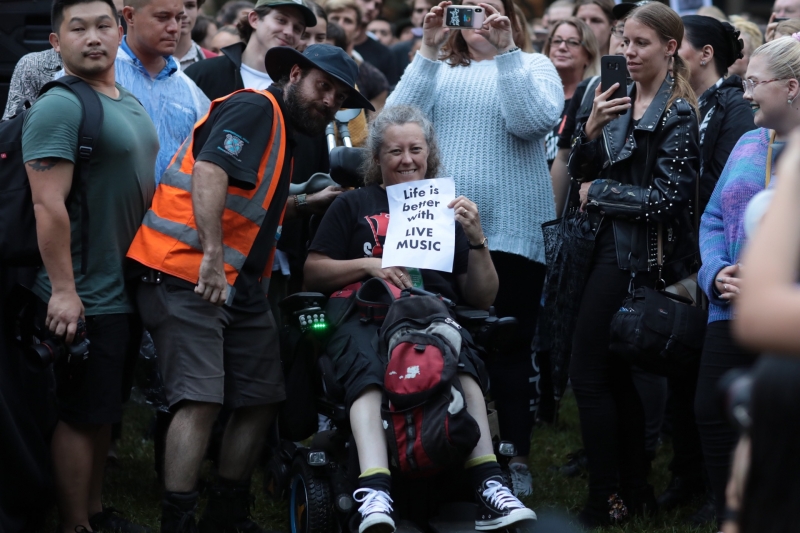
(382, 178, 456, 272)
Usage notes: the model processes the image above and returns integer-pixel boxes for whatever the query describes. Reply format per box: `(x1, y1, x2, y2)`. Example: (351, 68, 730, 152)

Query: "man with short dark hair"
(351, 0, 398, 85)
(185, 0, 317, 95)
(175, 0, 215, 69)
(128, 44, 373, 533)
(22, 1, 159, 532)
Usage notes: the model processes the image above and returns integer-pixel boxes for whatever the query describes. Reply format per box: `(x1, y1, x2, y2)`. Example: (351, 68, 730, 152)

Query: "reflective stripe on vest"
(127, 89, 287, 293)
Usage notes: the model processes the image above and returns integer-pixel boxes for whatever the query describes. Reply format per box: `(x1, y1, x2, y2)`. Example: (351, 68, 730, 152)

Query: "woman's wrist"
(419, 43, 441, 61)
(496, 44, 518, 55)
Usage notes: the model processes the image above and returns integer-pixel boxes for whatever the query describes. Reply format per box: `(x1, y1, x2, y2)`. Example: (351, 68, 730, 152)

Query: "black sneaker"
(90, 507, 152, 533)
(548, 449, 588, 478)
(161, 492, 199, 533)
(656, 475, 705, 511)
(685, 493, 717, 528)
(353, 488, 396, 533)
(474, 476, 537, 531)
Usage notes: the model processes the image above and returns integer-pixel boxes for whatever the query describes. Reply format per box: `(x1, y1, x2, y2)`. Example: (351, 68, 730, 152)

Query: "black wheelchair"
(263, 289, 534, 533)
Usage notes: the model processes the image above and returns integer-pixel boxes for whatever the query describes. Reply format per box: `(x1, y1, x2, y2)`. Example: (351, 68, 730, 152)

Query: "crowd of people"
(3, 0, 800, 531)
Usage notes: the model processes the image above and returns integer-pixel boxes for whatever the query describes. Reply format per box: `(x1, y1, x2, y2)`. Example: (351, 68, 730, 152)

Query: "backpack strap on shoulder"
(39, 76, 104, 275)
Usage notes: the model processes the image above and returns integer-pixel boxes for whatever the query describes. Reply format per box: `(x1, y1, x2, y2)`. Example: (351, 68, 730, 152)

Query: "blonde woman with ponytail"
(567, 2, 701, 528)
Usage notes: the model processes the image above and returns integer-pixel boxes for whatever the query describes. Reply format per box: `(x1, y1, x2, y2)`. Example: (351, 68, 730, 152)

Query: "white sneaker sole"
(359, 512, 396, 533)
(475, 508, 538, 531)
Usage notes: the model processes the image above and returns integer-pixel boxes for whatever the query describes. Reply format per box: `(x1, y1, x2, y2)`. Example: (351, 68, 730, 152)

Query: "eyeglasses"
(742, 77, 789, 94)
(550, 37, 583, 49)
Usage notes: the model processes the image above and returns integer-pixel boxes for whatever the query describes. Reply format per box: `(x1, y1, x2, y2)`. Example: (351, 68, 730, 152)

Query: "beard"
(285, 80, 338, 136)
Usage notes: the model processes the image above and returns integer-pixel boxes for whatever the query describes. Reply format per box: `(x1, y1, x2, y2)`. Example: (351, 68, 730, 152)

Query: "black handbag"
(609, 166, 708, 376)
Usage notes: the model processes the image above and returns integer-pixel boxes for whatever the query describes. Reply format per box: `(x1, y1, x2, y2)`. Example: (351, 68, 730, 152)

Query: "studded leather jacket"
(568, 76, 700, 282)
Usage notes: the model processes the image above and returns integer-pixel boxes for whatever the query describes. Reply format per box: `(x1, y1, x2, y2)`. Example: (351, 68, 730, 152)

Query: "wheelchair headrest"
(329, 146, 367, 188)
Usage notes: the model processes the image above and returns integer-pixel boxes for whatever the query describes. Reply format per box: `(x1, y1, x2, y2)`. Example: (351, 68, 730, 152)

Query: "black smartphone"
(774, 16, 790, 22)
(600, 55, 629, 114)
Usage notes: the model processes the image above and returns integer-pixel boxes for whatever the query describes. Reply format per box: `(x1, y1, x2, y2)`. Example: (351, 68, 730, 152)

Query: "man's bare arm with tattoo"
(25, 157, 85, 343)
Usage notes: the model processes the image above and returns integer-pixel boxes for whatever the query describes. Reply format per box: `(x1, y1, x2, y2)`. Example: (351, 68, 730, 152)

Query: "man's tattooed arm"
(26, 157, 61, 172)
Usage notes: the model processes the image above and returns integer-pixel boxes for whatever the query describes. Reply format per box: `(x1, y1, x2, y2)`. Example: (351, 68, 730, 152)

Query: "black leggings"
(694, 320, 757, 522)
(569, 262, 649, 497)
(484, 251, 546, 458)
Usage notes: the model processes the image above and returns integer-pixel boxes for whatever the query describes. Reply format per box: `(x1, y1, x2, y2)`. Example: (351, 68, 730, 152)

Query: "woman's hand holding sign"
(450, 195, 485, 247)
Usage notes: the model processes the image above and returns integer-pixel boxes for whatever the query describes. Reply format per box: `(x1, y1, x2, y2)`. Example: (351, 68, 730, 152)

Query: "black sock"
(358, 472, 392, 494)
(468, 461, 504, 492)
(163, 490, 199, 510)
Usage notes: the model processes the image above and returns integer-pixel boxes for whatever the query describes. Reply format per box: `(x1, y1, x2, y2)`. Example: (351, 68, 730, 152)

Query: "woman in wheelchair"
(304, 105, 537, 533)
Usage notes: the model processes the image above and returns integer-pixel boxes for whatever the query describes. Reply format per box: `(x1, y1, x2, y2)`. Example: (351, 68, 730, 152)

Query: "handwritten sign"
(382, 178, 456, 272)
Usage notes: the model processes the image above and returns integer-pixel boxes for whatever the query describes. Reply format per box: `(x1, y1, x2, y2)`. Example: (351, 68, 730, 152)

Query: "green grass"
(43, 391, 716, 532)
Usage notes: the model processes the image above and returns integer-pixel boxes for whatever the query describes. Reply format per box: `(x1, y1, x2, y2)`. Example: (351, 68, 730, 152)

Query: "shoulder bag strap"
(39, 76, 104, 275)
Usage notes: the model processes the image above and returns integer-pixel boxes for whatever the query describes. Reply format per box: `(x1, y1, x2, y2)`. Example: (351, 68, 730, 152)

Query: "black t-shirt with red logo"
(309, 184, 470, 303)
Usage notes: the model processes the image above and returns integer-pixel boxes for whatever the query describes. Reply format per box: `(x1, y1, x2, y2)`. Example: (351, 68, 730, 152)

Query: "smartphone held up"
(444, 5, 486, 29)
(600, 55, 629, 115)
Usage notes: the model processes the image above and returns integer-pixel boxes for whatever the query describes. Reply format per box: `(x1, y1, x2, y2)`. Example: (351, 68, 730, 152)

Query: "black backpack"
(0, 76, 103, 272)
(378, 290, 481, 475)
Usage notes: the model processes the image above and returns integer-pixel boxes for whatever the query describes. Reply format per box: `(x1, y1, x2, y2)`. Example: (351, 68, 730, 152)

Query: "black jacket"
(183, 42, 246, 100)
(697, 75, 755, 213)
(569, 76, 700, 279)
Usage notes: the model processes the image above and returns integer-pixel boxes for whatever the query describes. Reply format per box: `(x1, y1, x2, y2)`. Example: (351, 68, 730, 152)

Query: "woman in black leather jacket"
(567, 2, 700, 527)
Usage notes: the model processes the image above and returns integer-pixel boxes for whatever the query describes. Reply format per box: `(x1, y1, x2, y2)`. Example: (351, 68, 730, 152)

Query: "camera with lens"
(25, 318, 90, 368)
(11, 285, 91, 368)
(718, 368, 752, 433)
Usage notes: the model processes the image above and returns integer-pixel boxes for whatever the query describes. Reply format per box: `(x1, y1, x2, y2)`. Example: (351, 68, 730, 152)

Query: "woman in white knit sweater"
(386, 0, 563, 496)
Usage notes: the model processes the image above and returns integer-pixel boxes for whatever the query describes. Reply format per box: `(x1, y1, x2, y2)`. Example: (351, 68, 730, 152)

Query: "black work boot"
(656, 475, 706, 511)
(161, 491, 199, 533)
(90, 506, 152, 533)
(198, 478, 272, 533)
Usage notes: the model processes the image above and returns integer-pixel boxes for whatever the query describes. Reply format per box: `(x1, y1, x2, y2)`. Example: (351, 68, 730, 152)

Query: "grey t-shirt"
(22, 84, 159, 315)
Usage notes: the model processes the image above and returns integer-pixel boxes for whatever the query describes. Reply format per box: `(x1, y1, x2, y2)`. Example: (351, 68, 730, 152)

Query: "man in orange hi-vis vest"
(127, 44, 373, 533)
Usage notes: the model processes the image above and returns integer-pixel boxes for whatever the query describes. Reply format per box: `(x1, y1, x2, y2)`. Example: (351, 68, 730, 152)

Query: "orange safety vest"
(127, 89, 289, 298)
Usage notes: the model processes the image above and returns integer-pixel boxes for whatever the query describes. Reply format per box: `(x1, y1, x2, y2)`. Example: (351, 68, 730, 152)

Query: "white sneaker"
(353, 487, 396, 533)
(475, 476, 537, 531)
(509, 463, 534, 497)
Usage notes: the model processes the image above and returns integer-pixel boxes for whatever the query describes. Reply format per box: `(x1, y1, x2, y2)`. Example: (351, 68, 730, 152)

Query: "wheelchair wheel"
(289, 455, 336, 533)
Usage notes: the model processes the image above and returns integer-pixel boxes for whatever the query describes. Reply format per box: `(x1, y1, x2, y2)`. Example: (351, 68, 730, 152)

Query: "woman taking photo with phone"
(567, 2, 700, 526)
(696, 35, 800, 529)
(386, 0, 563, 497)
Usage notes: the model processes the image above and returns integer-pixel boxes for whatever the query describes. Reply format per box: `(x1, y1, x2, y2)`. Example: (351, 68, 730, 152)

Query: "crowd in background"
(4, 0, 800, 531)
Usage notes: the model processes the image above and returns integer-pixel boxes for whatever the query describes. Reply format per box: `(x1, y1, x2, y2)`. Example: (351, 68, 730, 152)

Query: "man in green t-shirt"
(21, 1, 158, 532)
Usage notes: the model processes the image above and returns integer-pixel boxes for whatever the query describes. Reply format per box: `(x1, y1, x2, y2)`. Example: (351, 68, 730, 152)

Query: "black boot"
(685, 492, 717, 528)
(161, 491, 199, 533)
(198, 478, 274, 533)
(656, 475, 706, 511)
(620, 484, 658, 519)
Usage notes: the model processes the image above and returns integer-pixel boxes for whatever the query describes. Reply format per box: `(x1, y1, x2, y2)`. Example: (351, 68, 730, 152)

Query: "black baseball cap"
(612, 0, 651, 21)
(254, 0, 317, 28)
(265, 44, 375, 110)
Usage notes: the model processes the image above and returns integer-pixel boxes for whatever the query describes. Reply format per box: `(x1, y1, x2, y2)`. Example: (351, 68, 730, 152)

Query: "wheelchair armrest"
(453, 306, 490, 328)
(279, 292, 328, 316)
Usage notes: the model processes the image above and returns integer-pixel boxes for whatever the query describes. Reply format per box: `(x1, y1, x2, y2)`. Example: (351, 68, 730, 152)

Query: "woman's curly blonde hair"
(361, 105, 442, 185)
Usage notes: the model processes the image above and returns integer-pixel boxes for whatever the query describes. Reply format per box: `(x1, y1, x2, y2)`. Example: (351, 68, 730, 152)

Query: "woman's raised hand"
(420, 1, 452, 60)
(449, 196, 486, 247)
(475, 3, 515, 53)
(584, 83, 631, 141)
